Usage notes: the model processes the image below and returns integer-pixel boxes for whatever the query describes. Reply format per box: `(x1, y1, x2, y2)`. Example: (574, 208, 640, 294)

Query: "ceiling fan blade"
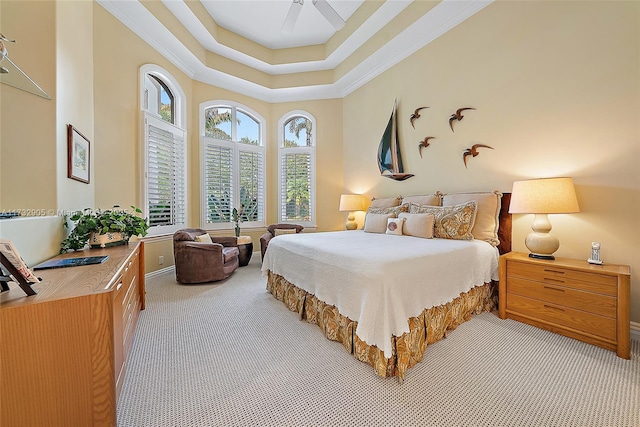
(313, 0, 345, 30)
(282, 0, 304, 33)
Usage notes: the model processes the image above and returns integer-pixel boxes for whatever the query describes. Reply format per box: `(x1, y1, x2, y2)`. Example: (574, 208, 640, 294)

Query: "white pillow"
(364, 213, 395, 233)
(398, 213, 434, 239)
(386, 217, 405, 236)
(194, 233, 213, 243)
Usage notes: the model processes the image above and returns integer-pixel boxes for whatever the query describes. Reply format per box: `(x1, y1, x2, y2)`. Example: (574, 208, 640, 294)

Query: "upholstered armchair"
(260, 223, 304, 261)
(173, 228, 239, 284)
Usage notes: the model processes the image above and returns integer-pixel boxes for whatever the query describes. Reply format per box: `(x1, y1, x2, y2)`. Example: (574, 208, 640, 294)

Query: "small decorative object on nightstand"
(587, 241, 603, 265)
(499, 252, 630, 359)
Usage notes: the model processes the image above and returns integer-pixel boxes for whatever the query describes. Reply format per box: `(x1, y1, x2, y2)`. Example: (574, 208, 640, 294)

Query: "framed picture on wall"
(67, 124, 90, 184)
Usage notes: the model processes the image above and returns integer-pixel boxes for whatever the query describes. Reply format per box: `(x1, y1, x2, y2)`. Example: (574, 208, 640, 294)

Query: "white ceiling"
(97, 0, 493, 102)
(200, 0, 365, 50)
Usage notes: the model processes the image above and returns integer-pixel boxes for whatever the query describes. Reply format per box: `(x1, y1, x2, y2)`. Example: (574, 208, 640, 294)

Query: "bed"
(261, 192, 512, 381)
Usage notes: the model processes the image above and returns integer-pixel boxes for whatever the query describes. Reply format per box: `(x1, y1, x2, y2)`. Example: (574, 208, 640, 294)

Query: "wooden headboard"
(497, 192, 512, 255)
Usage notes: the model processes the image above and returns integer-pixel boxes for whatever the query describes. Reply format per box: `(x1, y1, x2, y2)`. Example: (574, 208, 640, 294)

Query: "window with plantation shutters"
(140, 65, 187, 237)
(278, 112, 316, 227)
(144, 114, 187, 234)
(200, 101, 265, 230)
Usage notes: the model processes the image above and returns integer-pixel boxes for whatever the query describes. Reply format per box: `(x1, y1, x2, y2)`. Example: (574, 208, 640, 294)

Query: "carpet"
(117, 255, 639, 427)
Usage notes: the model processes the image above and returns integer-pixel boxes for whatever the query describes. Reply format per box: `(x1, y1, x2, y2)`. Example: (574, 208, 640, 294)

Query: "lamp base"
(345, 212, 357, 230)
(529, 253, 555, 260)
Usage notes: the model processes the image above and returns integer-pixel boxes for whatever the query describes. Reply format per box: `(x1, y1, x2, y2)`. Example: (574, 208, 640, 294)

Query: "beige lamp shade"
(509, 177, 579, 260)
(339, 194, 364, 212)
(339, 194, 364, 230)
(509, 177, 580, 214)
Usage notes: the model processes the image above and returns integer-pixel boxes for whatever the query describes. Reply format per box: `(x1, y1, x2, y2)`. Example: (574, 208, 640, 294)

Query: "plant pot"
(89, 231, 127, 248)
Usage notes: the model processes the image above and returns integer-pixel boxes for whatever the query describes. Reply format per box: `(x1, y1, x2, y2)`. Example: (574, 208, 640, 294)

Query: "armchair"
(173, 228, 239, 284)
(260, 223, 304, 261)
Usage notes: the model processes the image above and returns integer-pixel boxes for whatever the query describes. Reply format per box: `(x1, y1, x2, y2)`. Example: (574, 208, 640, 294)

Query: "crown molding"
(97, 0, 493, 103)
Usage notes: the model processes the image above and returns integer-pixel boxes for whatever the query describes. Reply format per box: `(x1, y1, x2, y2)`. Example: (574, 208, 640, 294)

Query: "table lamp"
(509, 177, 580, 260)
(339, 194, 364, 230)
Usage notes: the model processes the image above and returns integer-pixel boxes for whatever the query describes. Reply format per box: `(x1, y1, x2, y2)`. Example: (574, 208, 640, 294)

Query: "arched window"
(278, 111, 315, 226)
(139, 64, 187, 235)
(200, 101, 265, 230)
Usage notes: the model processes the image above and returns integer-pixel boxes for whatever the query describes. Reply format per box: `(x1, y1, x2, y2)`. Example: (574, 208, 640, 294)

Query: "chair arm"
(184, 242, 223, 253)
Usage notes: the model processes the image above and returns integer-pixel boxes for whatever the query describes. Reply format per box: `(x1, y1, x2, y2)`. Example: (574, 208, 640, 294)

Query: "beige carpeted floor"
(117, 254, 639, 427)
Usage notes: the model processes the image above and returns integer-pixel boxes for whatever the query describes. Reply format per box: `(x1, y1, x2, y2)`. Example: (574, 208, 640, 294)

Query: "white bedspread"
(261, 230, 499, 358)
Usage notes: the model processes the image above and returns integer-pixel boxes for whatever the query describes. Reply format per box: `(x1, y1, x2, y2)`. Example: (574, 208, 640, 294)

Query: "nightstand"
(499, 252, 631, 359)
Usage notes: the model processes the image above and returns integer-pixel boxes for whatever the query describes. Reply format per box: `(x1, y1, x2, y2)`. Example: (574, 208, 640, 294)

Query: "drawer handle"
(116, 281, 123, 292)
(544, 304, 565, 312)
(543, 268, 565, 275)
(543, 278, 565, 284)
(543, 286, 565, 292)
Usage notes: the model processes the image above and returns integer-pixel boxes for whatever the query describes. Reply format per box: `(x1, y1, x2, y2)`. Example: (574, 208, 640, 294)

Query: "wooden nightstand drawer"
(507, 277, 616, 318)
(507, 293, 616, 341)
(508, 260, 617, 296)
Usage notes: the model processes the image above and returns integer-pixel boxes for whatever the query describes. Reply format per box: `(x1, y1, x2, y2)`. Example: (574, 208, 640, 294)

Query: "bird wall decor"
(409, 107, 429, 129)
(463, 144, 493, 168)
(449, 107, 475, 132)
(418, 136, 436, 158)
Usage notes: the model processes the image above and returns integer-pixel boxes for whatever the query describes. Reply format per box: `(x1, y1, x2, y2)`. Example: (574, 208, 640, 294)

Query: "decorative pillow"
(401, 192, 442, 207)
(409, 201, 478, 240)
(398, 212, 434, 239)
(385, 217, 405, 236)
(364, 204, 409, 228)
(194, 233, 213, 243)
(370, 195, 402, 208)
(442, 191, 502, 246)
(274, 228, 297, 236)
(366, 204, 409, 216)
(364, 213, 395, 234)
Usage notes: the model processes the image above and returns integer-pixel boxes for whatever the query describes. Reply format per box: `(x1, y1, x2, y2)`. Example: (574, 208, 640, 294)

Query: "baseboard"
(145, 265, 174, 280)
(631, 321, 640, 343)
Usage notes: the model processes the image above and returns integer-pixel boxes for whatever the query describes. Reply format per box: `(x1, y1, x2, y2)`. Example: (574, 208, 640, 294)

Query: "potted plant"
(232, 205, 244, 238)
(60, 205, 150, 253)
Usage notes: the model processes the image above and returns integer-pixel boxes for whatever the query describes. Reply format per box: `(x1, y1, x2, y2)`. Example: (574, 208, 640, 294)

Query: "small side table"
(237, 236, 253, 267)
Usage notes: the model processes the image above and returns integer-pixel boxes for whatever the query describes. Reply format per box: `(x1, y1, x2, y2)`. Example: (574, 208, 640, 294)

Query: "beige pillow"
(442, 191, 502, 246)
(409, 201, 478, 240)
(370, 195, 402, 208)
(194, 233, 213, 243)
(364, 213, 395, 234)
(401, 193, 442, 207)
(398, 212, 434, 239)
(366, 204, 409, 216)
(274, 228, 297, 236)
(385, 217, 405, 235)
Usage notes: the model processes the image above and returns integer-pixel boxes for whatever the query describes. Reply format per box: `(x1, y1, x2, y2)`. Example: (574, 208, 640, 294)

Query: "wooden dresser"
(499, 252, 630, 359)
(1, 242, 145, 426)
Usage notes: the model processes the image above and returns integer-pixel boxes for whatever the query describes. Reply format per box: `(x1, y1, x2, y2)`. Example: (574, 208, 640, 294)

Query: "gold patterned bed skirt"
(266, 271, 498, 381)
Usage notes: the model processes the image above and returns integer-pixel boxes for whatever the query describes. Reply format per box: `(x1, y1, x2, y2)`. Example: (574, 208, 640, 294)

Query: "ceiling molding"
(97, 0, 493, 103)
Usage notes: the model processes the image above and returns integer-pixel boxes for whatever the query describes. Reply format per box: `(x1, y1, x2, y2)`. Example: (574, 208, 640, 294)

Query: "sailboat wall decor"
(377, 100, 414, 181)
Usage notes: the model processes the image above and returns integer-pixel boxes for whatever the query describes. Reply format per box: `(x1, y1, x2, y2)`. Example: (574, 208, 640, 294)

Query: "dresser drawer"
(507, 293, 616, 341)
(507, 277, 616, 318)
(508, 261, 617, 296)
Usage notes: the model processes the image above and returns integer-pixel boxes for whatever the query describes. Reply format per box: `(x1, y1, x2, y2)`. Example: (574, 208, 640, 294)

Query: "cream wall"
(0, 1, 56, 212)
(0, 0, 94, 265)
(343, 1, 640, 322)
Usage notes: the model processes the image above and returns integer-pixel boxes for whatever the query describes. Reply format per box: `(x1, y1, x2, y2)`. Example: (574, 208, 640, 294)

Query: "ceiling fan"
(282, 0, 346, 33)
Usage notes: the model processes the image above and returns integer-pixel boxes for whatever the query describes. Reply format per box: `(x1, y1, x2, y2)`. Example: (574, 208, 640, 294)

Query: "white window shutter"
(145, 114, 186, 234)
